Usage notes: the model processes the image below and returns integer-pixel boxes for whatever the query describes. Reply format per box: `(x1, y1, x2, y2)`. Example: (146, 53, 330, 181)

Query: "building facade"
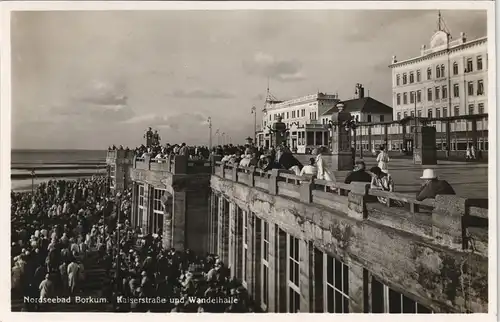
(257, 92, 339, 153)
(390, 31, 487, 123)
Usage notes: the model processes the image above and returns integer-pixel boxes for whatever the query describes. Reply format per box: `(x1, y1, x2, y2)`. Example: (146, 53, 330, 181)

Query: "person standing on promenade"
(376, 145, 390, 173)
(144, 127, 153, 147)
(153, 130, 161, 147)
(315, 147, 335, 182)
(416, 169, 456, 201)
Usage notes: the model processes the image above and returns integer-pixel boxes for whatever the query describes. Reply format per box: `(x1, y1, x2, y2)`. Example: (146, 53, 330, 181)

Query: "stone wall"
(210, 174, 488, 313)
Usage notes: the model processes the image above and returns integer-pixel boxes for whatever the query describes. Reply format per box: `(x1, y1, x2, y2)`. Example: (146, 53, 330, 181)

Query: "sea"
(11, 149, 107, 191)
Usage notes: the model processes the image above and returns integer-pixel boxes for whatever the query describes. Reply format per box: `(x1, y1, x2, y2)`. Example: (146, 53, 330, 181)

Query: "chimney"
(460, 32, 466, 44)
(355, 83, 365, 99)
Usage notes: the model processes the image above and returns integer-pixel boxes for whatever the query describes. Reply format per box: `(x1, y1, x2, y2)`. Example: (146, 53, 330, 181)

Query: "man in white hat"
(416, 169, 455, 201)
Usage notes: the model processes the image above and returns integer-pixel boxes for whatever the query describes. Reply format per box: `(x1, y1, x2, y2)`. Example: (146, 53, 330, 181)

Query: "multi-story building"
(257, 92, 339, 152)
(389, 27, 487, 122)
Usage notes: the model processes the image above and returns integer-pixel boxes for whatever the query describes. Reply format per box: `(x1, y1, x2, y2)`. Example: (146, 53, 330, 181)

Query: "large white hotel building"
(389, 29, 487, 121)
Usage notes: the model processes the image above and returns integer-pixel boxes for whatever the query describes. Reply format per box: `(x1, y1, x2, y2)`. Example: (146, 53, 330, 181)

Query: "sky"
(11, 9, 487, 150)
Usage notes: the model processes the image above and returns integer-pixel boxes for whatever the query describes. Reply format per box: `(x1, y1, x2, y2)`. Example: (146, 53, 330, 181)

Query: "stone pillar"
(329, 102, 353, 171)
(271, 116, 287, 147)
(217, 198, 230, 264)
(228, 203, 236, 277)
(348, 261, 365, 313)
(142, 184, 151, 233)
(131, 182, 138, 227)
(161, 193, 173, 250)
(171, 190, 186, 251)
(235, 209, 244, 280)
(267, 222, 278, 312)
(275, 227, 287, 312)
(367, 126, 372, 152)
(445, 121, 451, 153)
(299, 239, 311, 313)
(246, 211, 255, 295)
(431, 195, 467, 251)
(471, 119, 478, 149)
(252, 216, 262, 307)
(413, 126, 437, 165)
(312, 248, 324, 312)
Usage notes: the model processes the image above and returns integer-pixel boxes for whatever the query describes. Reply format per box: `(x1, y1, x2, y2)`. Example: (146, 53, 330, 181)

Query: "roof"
(321, 97, 392, 116)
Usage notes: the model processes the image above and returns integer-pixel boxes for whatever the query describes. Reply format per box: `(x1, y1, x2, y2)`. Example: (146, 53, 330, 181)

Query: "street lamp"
(207, 117, 213, 150)
(115, 192, 122, 282)
(221, 132, 226, 145)
(215, 129, 220, 146)
(31, 169, 35, 196)
(251, 106, 257, 144)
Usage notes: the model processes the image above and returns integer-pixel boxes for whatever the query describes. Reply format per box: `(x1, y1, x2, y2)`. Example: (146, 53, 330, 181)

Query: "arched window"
(436, 66, 440, 78)
(396, 93, 401, 105)
(453, 62, 458, 75)
(396, 74, 400, 86)
(402, 73, 407, 85)
(409, 72, 414, 83)
(440, 64, 445, 77)
(416, 70, 421, 82)
(427, 68, 432, 80)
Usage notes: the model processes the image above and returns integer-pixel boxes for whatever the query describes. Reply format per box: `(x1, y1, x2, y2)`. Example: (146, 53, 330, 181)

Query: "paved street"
(295, 155, 488, 199)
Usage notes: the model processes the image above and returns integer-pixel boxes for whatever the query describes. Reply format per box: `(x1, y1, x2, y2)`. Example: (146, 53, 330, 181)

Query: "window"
(454, 106, 460, 116)
(435, 108, 441, 118)
(466, 58, 473, 72)
(396, 74, 400, 86)
(262, 220, 270, 307)
(477, 80, 484, 95)
(292, 111, 296, 118)
(427, 110, 433, 118)
(242, 211, 248, 285)
(301, 109, 305, 117)
(324, 254, 350, 313)
(417, 110, 422, 117)
(410, 111, 415, 117)
(367, 115, 372, 122)
(435, 66, 440, 78)
(288, 234, 300, 313)
(478, 103, 484, 114)
(152, 189, 165, 234)
(402, 73, 407, 85)
(453, 84, 460, 97)
(403, 112, 407, 118)
(440, 64, 445, 77)
(442, 85, 447, 99)
(287, 112, 289, 119)
(477, 56, 483, 70)
(443, 107, 448, 117)
(380, 115, 385, 122)
(409, 72, 414, 84)
(435, 87, 440, 100)
(403, 93, 408, 105)
(453, 62, 459, 75)
(427, 68, 432, 80)
(410, 91, 415, 104)
(396, 94, 401, 105)
(371, 278, 432, 313)
(427, 88, 432, 101)
(397, 112, 401, 121)
(468, 82, 474, 96)
(468, 104, 475, 115)
(138, 185, 146, 229)
(416, 90, 421, 103)
(416, 70, 421, 82)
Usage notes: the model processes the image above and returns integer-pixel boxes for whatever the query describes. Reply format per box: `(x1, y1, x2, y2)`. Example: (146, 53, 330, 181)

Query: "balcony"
(133, 155, 212, 175)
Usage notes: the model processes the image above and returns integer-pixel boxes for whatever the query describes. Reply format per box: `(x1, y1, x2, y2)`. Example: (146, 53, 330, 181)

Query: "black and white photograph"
(2, 1, 496, 317)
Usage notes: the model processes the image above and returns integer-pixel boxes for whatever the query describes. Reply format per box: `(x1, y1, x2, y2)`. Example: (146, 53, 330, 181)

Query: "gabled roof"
(321, 97, 392, 116)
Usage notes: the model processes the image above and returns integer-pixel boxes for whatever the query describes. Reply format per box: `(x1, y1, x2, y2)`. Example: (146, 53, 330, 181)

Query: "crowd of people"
(11, 173, 255, 312)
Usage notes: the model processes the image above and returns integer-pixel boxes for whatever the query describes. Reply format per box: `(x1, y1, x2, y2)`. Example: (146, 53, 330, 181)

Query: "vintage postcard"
(0, 1, 496, 321)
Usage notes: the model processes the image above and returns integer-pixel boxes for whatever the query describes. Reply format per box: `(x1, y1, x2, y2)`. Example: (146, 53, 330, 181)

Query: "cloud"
(122, 112, 207, 132)
(171, 89, 234, 99)
(243, 52, 306, 82)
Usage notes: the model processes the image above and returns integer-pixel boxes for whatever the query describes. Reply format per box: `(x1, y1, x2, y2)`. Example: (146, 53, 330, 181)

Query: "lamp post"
(215, 129, 220, 146)
(31, 169, 35, 196)
(207, 117, 213, 150)
(115, 192, 122, 282)
(413, 91, 418, 150)
(251, 106, 257, 144)
(221, 132, 226, 145)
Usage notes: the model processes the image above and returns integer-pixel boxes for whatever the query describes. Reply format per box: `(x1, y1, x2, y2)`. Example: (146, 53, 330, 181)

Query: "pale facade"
(258, 93, 339, 152)
(390, 31, 487, 121)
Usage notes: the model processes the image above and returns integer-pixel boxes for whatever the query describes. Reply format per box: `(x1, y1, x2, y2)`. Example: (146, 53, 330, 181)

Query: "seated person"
(299, 158, 317, 178)
(345, 160, 372, 184)
(369, 166, 394, 204)
(416, 169, 455, 201)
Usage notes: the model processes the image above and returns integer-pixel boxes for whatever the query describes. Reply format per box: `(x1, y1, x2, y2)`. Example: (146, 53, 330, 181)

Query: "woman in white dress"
(315, 147, 336, 182)
(376, 145, 390, 174)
